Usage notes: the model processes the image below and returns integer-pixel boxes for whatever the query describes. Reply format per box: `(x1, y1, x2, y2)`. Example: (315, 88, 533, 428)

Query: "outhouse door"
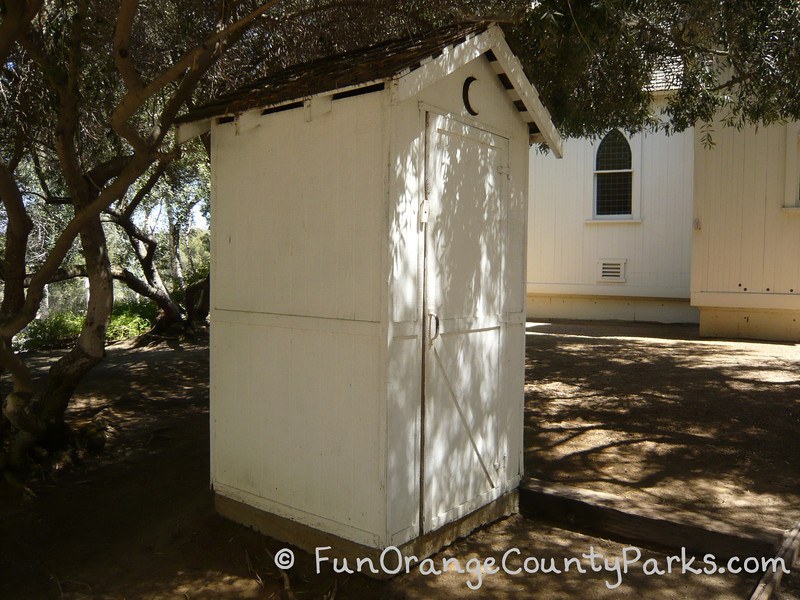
(421, 112, 510, 532)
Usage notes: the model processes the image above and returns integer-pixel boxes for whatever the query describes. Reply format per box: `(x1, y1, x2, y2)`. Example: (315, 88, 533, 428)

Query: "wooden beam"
(489, 31, 563, 158)
(176, 118, 211, 144)
(391, 28, 499, 104)
(750, 522, 800, 600)
(519, 477, 782, 561)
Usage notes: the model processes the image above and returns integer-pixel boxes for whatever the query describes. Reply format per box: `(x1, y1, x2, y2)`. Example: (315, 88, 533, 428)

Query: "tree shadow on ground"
(0, 337, 774, 599)
(524, 320, 800, 535)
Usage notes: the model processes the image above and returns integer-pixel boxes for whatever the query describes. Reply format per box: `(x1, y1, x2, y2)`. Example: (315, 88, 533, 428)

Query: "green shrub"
(106, 300, 157, 342)
(19, 312, 84, 350)
(111, 299, 159, 322)
(18, 300, 158, 350)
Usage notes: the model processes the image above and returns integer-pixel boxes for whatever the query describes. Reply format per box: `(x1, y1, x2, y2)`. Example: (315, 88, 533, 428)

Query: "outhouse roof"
(180, 22, 488, 122)
(177, 22, 563, 156)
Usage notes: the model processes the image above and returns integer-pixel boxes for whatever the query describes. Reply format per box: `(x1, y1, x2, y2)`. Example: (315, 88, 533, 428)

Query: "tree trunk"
(41, 214, 112, 427)
(169, 221, 186, 290)
(185, 274, 210, 324)
(3, 214, 112, 464)
(105, 207, 184, 329)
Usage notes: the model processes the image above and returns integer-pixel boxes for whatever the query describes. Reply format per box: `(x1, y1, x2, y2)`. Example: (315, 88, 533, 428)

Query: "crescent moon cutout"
(462, 76, 479, 116)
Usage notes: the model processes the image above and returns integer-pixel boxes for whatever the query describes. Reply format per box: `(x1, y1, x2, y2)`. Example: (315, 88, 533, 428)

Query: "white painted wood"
(423, 114, 509, 531)
(527, 282, 694, 298)
(692, 291, 800, 310)
(526, 295, 699, 324)
(176, 118, 210, 144)
(488, 28, 563, 158)
(210, 91, 390, 545)
(391, 25, 563, 158)
(211, 314, 385, 546)
(212, 94, 384, 323)
(386, 54, 528, 542)
(304, 95, 332, 122)
(691, 119, 800, 340)
(783, 122, 800, 208)
(210, 36, 535, 551)
(692, 121, 800, 299)
(527, 124, 695, 322)
(391, 28, 500, 104)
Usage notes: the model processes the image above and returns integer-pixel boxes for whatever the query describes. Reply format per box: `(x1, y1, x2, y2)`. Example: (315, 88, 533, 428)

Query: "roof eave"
(175, 78, 390, 143)
(391, 24, 562, 158)
(177, 23, 564, 157)
(488, 27, 563, 158)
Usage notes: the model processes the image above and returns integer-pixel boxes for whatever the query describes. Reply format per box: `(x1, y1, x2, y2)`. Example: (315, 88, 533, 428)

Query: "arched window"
(595, 130, 633, 217)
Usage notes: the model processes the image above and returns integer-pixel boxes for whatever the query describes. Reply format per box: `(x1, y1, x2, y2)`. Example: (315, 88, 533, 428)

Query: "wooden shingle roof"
(178, 22, 489, 123)
(177, 21, 563, 156)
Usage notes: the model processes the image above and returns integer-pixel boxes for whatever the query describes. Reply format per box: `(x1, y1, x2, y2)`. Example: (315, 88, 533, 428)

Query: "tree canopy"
(510, 0, 800, 138)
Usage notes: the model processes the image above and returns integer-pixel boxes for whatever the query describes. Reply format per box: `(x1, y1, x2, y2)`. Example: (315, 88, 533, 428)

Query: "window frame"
(587, 130, 642, 223)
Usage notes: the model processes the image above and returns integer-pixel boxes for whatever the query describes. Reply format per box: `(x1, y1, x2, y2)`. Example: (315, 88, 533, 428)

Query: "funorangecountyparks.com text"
(270, 545, 790, 590)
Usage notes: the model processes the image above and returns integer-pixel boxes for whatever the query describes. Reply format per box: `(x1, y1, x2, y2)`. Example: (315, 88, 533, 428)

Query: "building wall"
(526, 117, 698, 323)
(209, 91, 389, 547)
(691, 121, 800, 341)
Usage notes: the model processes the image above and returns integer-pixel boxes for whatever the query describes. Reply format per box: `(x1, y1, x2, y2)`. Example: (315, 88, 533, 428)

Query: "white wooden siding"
(527, 126, 694, 300)
(210, 91, 389, 545)
(211, 49, 532, 550)
(692, 121, 800, 309)
(212, 94, 384, 322)
(386, 56, 527, 543)
(211, 314, 385, 546)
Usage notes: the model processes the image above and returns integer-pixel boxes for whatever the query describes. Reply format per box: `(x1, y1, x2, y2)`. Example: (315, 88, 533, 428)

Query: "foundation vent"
(599, 259, 626, 282)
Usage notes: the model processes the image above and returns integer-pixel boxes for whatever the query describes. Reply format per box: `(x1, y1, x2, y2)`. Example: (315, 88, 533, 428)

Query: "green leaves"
(508, 0, 800, 138)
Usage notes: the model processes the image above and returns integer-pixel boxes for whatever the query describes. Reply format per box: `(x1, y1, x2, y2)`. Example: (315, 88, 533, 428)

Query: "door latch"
(428, 313, 440, 344)
(420, 200, 430, 224)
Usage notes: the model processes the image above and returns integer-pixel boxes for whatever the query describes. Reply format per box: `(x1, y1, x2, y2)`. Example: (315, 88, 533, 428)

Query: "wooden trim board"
(750, 522, 800, 600)
(519, 478, 783, 561)
(216, 491, 518, 580)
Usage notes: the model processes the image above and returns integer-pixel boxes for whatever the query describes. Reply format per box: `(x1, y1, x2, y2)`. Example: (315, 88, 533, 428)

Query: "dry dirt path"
(0, 328, 794, 598)
(524, 320, 800, 538)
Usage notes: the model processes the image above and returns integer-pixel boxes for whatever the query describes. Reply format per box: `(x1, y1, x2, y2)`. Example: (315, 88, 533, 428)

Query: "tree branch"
(121, 161, 167, 219)
(111, 0, 282, 149)
(113, 0, 145, 92)
(0, 0, 42, 67)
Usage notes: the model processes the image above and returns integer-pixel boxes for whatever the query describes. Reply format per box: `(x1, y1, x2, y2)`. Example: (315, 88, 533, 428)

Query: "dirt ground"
(524, 320, 800, 535)
(0, 321, 797, 599)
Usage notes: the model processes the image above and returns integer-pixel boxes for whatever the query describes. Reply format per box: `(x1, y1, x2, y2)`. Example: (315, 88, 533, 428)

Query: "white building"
(178, 23, 562, 563)
(527, 98, 698, 324)
(526, 104, 800, 341)
(692, 120, 800, 341)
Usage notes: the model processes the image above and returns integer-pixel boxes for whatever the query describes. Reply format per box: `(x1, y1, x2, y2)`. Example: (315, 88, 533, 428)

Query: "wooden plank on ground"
(519, 477, 783, 561)
(750, 522, 800, 600)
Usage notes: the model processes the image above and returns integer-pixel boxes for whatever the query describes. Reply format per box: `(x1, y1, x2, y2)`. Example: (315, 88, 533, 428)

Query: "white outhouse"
(177, 22, 562, 560)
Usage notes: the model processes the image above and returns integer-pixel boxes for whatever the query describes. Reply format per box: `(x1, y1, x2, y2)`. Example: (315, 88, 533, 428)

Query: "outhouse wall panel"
(211, 93, 386, 322)
(209, 91, 391, 546)
(210, 315, 385, 545)
(385, 96, 425, 545)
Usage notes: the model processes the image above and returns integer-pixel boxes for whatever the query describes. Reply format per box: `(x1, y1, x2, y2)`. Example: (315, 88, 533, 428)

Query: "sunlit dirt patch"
(525, 320, 800, 537)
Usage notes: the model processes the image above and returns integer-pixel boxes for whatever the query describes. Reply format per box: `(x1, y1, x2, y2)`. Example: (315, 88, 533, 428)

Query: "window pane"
(596, 130, 631, 171)
(596, 172, 632, 215)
